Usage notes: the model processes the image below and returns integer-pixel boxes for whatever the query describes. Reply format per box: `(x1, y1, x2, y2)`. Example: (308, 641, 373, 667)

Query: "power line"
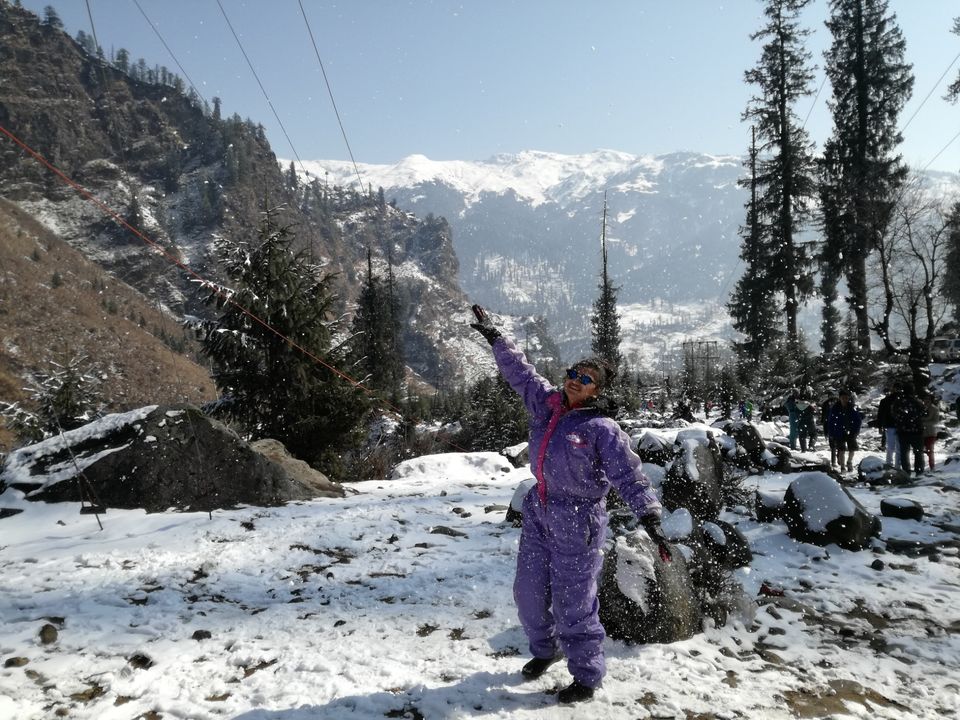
(297, 0, 367, 194)
(900, 48, 960, 134)
(131, 0, 207, 105)
(214, 0, 310, 177)
(920, 127, 960, 173)
(801, 73, 827, 130)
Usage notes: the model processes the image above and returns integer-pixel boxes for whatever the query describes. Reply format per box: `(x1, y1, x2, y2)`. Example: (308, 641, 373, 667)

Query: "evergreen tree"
(2, 356, 103, 443)
(590, 197, 623, 374)
(349, 249, 405, 397)
(729, 127, 783, 368)
(114, 48, 130, 74)
(943, 200, 960, 323)
(198, 208, 367, 473)
(945, 16, 960, 103)
(42, 5, 62, 30)
(741, 0, 818, 344)
(459, 375, 527, 452)
(820, 0, 914, 350)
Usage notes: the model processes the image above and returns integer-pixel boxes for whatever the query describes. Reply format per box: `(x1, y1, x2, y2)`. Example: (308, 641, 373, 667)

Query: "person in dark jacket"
(827, 389, 863, 472)
(820, 391, 837, 466)
(470, 305, 668, 705)
(796, 396, 817, 452)
(876, 386, 899, 467)
(892, 385, 926, 476)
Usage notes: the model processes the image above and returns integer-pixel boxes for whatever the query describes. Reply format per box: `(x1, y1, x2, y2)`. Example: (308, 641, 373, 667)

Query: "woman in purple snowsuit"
(471, 306, 669, 705)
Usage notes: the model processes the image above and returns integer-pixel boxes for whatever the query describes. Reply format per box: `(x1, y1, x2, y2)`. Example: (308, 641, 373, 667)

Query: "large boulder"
(249, 439, 343, 498)
(501, 441, 530, 469)
(781, 473, 881, 550)
(598, 531, 702, 644)
(0, 405, 330, 512)
(661, 434, 723, 521)
(857, 456, 912, 486)
(636, 431, 672, 466)
(700, 519, 753, 571)
(726, 421, 766, 465)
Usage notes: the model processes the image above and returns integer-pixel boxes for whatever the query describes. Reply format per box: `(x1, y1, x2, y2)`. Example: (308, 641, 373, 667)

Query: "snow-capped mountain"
(301, 150, 745, 359)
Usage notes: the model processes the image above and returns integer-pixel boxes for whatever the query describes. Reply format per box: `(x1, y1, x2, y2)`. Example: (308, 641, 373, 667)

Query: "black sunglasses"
(565, 367, 595, 385)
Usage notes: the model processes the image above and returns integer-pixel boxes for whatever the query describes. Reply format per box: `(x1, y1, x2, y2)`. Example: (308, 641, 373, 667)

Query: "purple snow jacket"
(493, 336, 661, 517)
(493, 336, 661, 688)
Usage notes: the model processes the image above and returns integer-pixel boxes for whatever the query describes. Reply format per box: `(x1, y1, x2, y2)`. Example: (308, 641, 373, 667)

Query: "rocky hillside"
(0, 2, 484, 396)
(0, 199, 215, 453)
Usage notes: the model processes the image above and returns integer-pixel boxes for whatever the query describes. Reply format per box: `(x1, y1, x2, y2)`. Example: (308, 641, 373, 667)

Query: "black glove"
(641, 514, 673, 563)
(470, 304, 501, 346)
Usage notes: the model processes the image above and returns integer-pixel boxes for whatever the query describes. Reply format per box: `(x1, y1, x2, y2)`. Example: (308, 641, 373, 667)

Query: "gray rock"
(598, 531, 702, 644)
(858, 456, 913, 486)
(1, 405, 325, 512)
(249, 439, 343, 498)
(38, 624, 57, 645)
(781, 474, 881, 550)
(879, 497, 924, 521)
(755, 490, 782, 523)
(636, 431, 671, 466)
(661, 438, 723, 521)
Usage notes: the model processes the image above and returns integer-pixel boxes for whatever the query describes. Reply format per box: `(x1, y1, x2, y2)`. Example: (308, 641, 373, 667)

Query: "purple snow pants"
(514, 487, 607, 688)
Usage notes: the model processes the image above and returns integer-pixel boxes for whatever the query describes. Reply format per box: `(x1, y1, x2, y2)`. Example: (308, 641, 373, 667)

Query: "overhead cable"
(297, 0, 367, 193)
(131, 0, 207, 105)
(214, 0, 310, 177)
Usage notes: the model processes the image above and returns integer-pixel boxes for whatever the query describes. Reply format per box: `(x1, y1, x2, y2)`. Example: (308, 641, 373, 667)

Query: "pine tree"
(2, 356, 103, 443)
(198, 208, 367, 472)
(42, 5, 62, 30)
(729, 127, 783, 368)
(820, 0, 914, 350)
(459, 375, 527, 452)
(741, 0, 818, 343)
(943, 200, 960, 323)
(350, 248, 405, 397)
(590, 196, 623, 374)
(945, 16, 960, 103)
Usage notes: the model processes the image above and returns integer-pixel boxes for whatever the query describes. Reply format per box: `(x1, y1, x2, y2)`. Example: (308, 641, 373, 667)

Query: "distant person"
(921, 393, 940, 472)
(738, 399, 753, 421)
(796, 394, 817, 452)
(785, 390, 800, 450)
(892, 385, 925, 477)
(876, 386, 899, 468)
(827, 389, 862, 473)
(469, 304, 670, 705)
(820, 391, 837, 467)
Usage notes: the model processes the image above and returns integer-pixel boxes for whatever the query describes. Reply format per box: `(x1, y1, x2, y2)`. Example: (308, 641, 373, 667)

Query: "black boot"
(521, 653, 563, 680)
(558, 680, 595, 704)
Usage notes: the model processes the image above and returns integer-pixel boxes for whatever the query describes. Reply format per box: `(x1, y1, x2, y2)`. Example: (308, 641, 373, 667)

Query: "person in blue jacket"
(827, 388, 863, 473)
(469, 305, 669, 705)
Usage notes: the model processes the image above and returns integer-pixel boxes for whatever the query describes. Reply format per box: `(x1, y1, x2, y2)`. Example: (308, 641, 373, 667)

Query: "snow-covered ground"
(2, 421, 959, 719)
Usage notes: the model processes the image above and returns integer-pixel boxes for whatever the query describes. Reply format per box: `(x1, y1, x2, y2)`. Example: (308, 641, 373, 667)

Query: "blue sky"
(18, 1, 960, 172)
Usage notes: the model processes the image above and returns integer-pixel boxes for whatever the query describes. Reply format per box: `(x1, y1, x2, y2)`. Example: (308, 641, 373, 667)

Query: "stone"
(661, 437, 723, 521)
(598, 531, 702, 644)
(858, 456, 913, 486)
(879, 498, 924, 521)
(0, 405, 326, 512)
(636, 431, 672, 466)
(781, 473, 881, 550)
(755, 490, 782, 523)
(38, 623, 57, 645)
(249, 439, 343, 498)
